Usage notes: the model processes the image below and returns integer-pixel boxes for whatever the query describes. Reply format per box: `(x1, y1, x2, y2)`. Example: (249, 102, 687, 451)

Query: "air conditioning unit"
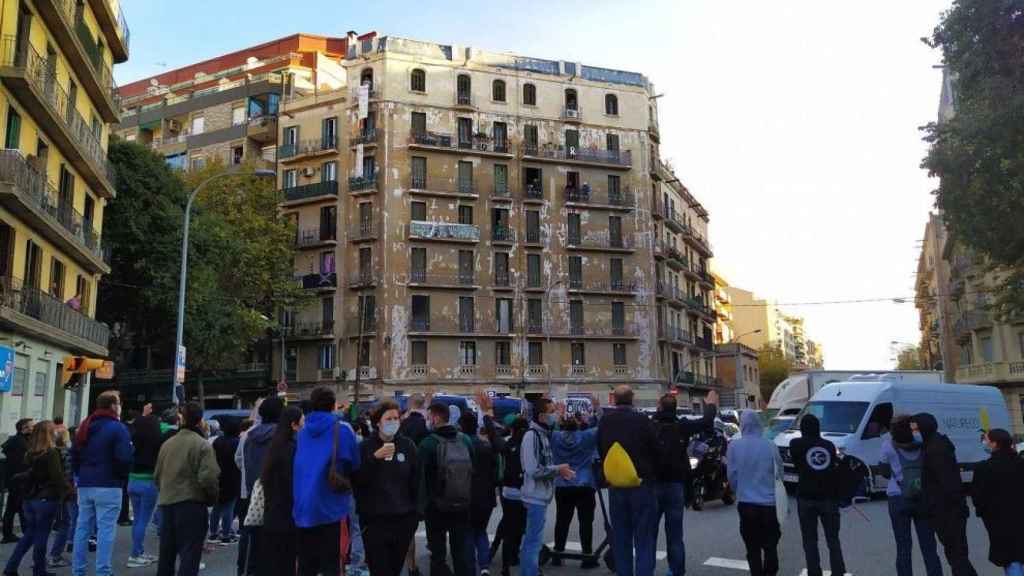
(302, 167, 316, 177)
(166, 119, 181, 132)
(564, 108, 581, 119)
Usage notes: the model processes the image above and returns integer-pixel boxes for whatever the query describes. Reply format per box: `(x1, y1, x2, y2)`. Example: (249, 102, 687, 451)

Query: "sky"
(115, 0, 952, 370)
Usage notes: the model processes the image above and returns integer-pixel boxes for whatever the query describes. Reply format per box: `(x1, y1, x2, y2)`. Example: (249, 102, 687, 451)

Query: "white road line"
(703, 556, 750, 571)
(797, 572, 853, 576)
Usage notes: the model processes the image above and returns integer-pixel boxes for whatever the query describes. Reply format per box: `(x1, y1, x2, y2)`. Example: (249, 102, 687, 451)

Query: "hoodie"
(788, 414, 839, 500)
(551, 428, 598, 488)
(292, 412, 360, 528)
(913, 412, 967, 517)
(521, 421, 560, 506)
(71, 413, 132, 488)
(241, 422, 276, 495)
(726, 411, 782, 506)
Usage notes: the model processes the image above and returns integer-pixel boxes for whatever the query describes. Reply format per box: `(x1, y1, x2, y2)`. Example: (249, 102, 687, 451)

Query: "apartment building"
(715, 342, 760, 409)
(272, 32, 696, 404)
(711, 269, 734, 345)
(725, 286, 814, 367)
(0, 0, 128, 432)
(115, 34, 349, 172)
(805, 339, 824, 369)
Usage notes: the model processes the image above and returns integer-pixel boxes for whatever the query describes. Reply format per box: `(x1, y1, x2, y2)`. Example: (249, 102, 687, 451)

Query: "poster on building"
(358, 84, 369, 120)
(0, 345, 13, 393)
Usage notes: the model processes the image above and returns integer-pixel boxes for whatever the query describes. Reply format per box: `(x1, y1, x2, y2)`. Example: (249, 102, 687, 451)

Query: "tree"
(921, 1, 1024, 317)
(758, 344, 791, 405)
(895, 345, 926, 370)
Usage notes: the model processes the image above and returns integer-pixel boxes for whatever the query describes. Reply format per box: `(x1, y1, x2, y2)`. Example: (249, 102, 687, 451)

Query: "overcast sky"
(115, 0, 952, 370)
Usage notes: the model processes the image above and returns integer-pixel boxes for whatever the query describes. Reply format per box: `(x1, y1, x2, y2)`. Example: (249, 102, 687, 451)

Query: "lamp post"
(731, 329, 762, 408)
(172, 168, 276, 406)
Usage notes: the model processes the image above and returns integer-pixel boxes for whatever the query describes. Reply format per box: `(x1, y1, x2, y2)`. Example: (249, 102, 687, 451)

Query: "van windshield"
(799, 401, 870, 434)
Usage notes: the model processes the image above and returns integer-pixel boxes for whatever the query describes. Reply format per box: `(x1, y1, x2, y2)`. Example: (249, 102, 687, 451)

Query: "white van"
(774, 379, 1010, 494)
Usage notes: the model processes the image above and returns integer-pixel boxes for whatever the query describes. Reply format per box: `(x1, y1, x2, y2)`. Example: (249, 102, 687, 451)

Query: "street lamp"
(172, 168, 276, 405)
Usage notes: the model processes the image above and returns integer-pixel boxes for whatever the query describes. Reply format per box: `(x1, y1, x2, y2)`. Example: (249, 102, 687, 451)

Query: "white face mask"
(381, 420, 400, 438)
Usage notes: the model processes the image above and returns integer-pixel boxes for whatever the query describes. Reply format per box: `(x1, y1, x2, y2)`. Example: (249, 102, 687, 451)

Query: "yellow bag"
(603, 442, 642, 488)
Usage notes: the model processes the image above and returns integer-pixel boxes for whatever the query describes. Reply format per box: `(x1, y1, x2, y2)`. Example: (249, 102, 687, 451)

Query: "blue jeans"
(474, 528, 491, 569)
(128, 479, 159, 556)
(888, 494, 942, 576)
(4, 498, 58, 576)
(1006, 563, 1024, 576)
(608, 485, 658, 576)
(209, 498, 237, 540)
(655, 482, 686, 576)
(520, 502, 548, 576)
(72, 486, 122, 576)
(49, 500, 76, 558)
(349, 507, 366, 569)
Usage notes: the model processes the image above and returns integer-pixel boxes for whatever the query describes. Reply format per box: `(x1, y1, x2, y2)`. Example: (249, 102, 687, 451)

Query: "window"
(609, 215, 623, 247)
(493, 122, 508, 152)
(611, 258, 624, 290)
(411, 247, 426, 282)
(322, 161, 337, 182)
(529, 341, 543, 364)
(457, 74, 471, 105)
(494, 164, 508, 196)
(190, 156, 206, 171)
(319, 251, 335, 274)
(1019, 331, 1024, 357)
(496, 342, 511, 366)
(232, 106, 246, 125)
(283, 125, 298, 147)
(612, 302, 625, 334)
(523, 83, 536, 106)
(460, 341, 477, 365)
(613, 343, 627, 366)
(284, 169, 298, 188)
(190, 115, 205, 135)
(411, 201, 427, 221)
(410, 68, 426, 92)
(570, 300, 584, 333)
(528, 299, 542, 333)
(360, 68, 374, 90)
(526, 210, 540, 243)
(33, 371, 46, 397)
(75, 275, 90, 315)
(11, 367, 25, 396)
(49, 257, 65, 298)
(411, 156, 427, 188)
(458, 161, 473, 193)
(571, 342, 585, 365)
(231, 146, 243, 165)
(565, 88, 578, 111)
(459, 250, 474, 284)
(495, 252, 510, 286)
(861, 403, 893, 439)
(492, 79, 506, 102)
(605, 94, 619, 115)
(569, 256, 582, 288)
(322, 297, 334, 330)
(359, 247, 373, 278)
(457, 117, 473, 148)
(322, 117, 338, 148)
(608, 175, 622, 203)
(411, 112, 427, 135)
(5, 106, 21, 150)
(981, 335, 994, 362)
(459, 297, 475, 332)
(319, 343, 335, 370)
(458, 205, 473, 225)
(412, 341, 428, 365)
(496, 298, 513, 333)
(567, 213, 581, 245)
(606, 133, 620, 152)
(524, 125, 538, 149)
(527, 253, 541, 288)
(411, 295, 430, 331)
(362, 156, 376, 179)
(359, 341, 371, 367)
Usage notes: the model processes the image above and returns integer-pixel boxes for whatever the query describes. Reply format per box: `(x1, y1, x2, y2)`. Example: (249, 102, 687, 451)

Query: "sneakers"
(481, 570, 491, 576)
(141, 553, 158, 563)
(126, 555, 154, 568)
(48, 555, 70, 568)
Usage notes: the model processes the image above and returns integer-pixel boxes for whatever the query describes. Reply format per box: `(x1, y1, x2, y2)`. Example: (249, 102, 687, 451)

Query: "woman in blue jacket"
(550, 412, 599, 568)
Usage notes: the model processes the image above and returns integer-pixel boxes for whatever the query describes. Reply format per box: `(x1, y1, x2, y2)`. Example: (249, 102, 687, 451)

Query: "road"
(0, 494, 1000, 575)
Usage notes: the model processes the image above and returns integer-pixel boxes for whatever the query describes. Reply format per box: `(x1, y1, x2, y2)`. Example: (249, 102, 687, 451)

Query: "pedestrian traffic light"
(61, 356, 106, 390)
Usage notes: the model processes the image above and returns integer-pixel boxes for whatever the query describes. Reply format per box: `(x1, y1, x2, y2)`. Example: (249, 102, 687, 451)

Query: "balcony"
(349, 175, 378, 194)
(561, 107, 583, 122)
(33, 1, 119, 121)
(956, 309, 992, 336)
(408, 131, 512, 159)
(409, 176, 478, 199)
(88, 0, 130, 62)
(956, 361, 1024, 385)
(408, 316, 514, 337)
(246, 115, 278, 144)
(281, 321, 334, 340)
(407, 271, 478, 289)
(281, 181, 339, 204)
(674, 371, 719, 389)
(0, 150, 109, 273)
(523, 228, 546, 246)
(522, 145, 632, 170)
(0, 276, 109, 356)
(694, 336, 715, 351)
(407, 221, 480, 243)
(279, 137, 338, 162)
(492, 226, 516, 244)
(685, 229, 714, 257)
(347, 270, 379, 289)
(551, 322, 636, 340)
(351, 128, 378, 147)
(0, 37, 116, 197)
(295, 226, 337, 249)
(346, 314, 378, 336)
(491, 185, 513, 201)
(683, 297, 716, 319)
(568, 279, 638, 296)
(664, 210, 686, 233)
(455, 92, 474, 109)
(523, 184, 546, 203)
(656, 281, 685, 306)
(564, 187, 635, 210)
(296, 272, 337, 291)
(566, 233, 634, 253)
(493, 271, 512, 289)
(658, 324, 693, 346)
(349, 219, 379, 242)
(665, 246, 688, 271)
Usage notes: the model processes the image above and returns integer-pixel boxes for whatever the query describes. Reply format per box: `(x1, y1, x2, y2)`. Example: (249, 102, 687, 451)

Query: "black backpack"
(502, 431, 526, 489)
(433, 435, 473, 513)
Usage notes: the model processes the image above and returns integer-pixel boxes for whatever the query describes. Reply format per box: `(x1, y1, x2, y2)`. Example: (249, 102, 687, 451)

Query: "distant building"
(715, 342, 760, 409)
(806, 339, 824, 369)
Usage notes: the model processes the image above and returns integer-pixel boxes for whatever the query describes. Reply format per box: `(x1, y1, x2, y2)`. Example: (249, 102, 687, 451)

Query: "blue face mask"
(912, 431, 923, 444)
(381, 420, 400, 438)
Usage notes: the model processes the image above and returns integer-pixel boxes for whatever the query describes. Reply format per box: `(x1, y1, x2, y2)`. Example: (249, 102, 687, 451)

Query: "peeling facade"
(269, 33, 717, 405)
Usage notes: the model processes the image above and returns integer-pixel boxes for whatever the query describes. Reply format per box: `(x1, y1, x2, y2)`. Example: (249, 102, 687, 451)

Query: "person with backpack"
(911, 413, 979, 576)
(416, 400, 477, 576)
(597, 385, 660, 576)
(235, 397, 282, 576)
(458, 396, 503, 576)
(520, 398, 575, 576)
(211, 418, 241, 544)
(497, 416, 529, 576)
(971, 428, 1024, 576)
(550, 403, 599, 569)
(651, 391, 717, 576)
(788, 413, 846, 576)
(293, 387, 360, 576)
(726, 411, 784, 576)
(878, 415, 942, 576)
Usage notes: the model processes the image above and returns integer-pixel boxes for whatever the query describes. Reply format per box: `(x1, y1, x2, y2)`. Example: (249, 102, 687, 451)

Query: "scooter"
(687, 430, 734, 510)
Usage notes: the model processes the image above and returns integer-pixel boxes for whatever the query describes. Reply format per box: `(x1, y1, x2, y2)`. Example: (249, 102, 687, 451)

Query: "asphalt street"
(0, 492, 1001, 575)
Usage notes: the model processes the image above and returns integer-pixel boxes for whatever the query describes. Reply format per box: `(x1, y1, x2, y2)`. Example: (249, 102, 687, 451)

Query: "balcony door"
(320, 206, 337, 241)
(412, 295, 430, 331)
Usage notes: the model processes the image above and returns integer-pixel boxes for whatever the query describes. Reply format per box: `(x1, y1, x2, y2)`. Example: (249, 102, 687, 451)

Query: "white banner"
(358, 84, 369, 120)
(355, 144, 364, 178)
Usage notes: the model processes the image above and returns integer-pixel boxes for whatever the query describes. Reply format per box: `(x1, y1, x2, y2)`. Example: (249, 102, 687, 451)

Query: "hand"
(557, 464, 575, 481)
(706, 390, 719, 406)
(556, 401, 567, 418)
(474, 390, 493, 416)
(374, 443, 396, 460)
(142, 403, 153, 417)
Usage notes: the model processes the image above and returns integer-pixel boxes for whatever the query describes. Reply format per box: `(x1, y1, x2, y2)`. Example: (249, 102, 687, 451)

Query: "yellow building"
(0, 0, 127, 432)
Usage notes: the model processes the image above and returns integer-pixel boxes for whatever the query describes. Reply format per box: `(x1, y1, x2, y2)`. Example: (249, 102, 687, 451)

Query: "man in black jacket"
(398, 393, 429, 576)
(789, 414, 845, 576)
(912, 413, 978, 576)
(652, 391, 717, 576)
(1, 418, 33, 542)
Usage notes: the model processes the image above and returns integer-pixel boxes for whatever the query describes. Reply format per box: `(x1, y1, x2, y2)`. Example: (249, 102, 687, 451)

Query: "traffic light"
(61, 356, 106, 390)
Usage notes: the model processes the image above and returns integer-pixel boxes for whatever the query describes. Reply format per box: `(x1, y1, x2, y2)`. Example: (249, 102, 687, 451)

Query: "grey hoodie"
(726, 411, 783, 506)
(521, 421, 560, 506)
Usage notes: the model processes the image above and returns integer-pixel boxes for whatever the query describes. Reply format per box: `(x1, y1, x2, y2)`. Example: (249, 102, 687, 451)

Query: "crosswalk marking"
(797, 571, 853, 576)
(704, 557, 750, 570)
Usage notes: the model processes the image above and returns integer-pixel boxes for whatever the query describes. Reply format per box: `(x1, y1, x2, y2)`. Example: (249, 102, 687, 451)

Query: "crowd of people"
(0, 384, 1021, 576)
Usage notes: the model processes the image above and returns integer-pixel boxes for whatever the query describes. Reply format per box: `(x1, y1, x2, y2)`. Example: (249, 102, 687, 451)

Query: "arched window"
(565, 88, 578, 111)
(492, 79, 506, 102)
(523, 83, 536, 106)
(605, 94, 618, 115)
(360, 68, 374, 90)
(457, 74, 471, 105)
(410, 68, 426, 92)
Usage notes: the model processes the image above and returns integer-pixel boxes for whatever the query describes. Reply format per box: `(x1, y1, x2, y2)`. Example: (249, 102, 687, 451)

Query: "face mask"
(545, 413, 558, 427)
(381, 420, 400, 438)
(912, 431, 923, 444)
(982, 442, 993, 454)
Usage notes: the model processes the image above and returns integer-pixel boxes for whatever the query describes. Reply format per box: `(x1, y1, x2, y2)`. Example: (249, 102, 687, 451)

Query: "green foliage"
(895, 346, 925, 370)
(758, 344, 791, 404)
(921, 0, 1024, 316)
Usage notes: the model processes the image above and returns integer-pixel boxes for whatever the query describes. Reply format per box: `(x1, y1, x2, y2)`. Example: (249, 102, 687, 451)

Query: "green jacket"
(154, 428, 220, 506)
(416, 425, 476, 515)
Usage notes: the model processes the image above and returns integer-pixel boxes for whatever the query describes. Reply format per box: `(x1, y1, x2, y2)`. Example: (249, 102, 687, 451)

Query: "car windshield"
(766, 418, 794, 439)
(799, 401, 870, 434)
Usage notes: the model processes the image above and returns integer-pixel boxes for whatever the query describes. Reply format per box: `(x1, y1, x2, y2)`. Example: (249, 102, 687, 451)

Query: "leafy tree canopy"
(758, 344, 791, 405)
(895, 345, 926, 370)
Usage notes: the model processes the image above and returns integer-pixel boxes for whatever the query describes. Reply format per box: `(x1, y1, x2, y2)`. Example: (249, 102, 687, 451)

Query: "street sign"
(0, 346, 14, 393)
(174, 346, 186, 385)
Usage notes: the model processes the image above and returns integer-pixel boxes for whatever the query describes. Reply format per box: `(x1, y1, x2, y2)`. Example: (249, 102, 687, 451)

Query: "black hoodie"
(913, 412, 967, 517)
(789, 414, 839, 500)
